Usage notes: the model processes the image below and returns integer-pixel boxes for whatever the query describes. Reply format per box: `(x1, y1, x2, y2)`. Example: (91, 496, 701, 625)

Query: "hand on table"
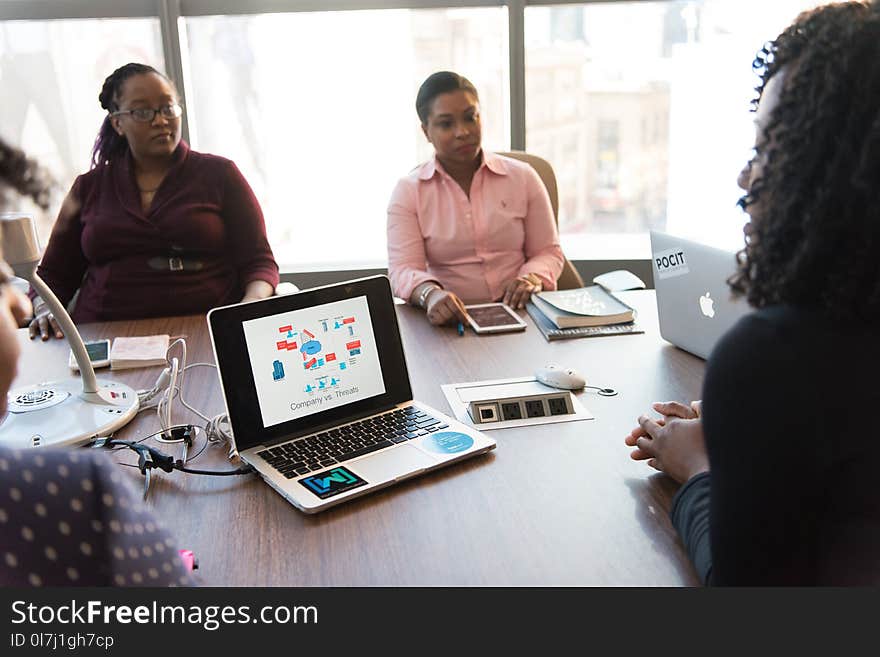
(501, 274, 542, 309)
(624, 400, 709, 484)
(241, 279, 275, 304)
(28, 301, 63, 341)
(425, 289, 469, 326)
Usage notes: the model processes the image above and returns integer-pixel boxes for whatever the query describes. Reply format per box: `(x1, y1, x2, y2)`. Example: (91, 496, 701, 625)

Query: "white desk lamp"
(0, 214, 138, 448)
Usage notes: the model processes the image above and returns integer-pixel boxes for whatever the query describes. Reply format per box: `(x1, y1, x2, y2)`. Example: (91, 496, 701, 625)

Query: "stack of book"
(526, 286, 643, 341)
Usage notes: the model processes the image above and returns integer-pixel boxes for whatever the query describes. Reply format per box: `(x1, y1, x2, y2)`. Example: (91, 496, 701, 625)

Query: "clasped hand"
(624, 400, 709, 484)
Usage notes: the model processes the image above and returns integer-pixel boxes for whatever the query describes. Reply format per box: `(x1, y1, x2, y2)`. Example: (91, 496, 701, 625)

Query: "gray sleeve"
(670, 471, 712, 585)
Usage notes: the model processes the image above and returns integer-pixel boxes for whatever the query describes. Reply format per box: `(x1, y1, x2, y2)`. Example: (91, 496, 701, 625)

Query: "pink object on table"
(178, 549, 198, 572)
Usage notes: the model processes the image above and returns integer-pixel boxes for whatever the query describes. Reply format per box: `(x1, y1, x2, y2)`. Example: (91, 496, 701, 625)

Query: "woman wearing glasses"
(29, 63, 279, 339)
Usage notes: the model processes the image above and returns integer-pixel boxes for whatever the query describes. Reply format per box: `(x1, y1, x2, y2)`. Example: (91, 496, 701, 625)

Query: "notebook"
(651, 230, 751, 359)
(207, 275, 496, 514)
(526, 301, 644, 341)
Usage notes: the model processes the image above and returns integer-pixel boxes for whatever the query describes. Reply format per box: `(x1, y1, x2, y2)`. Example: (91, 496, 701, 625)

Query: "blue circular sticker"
(423, 431, 474, 454)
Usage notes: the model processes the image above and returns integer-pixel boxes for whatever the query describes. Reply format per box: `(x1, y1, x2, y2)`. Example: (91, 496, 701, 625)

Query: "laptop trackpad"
(349, 445, 436, 483)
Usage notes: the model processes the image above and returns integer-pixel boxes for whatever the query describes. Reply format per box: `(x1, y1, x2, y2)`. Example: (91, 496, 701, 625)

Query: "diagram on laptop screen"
(242, 295, 386, 428)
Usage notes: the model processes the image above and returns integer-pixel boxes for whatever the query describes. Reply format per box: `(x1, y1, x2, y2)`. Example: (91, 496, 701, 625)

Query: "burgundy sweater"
(35, 141, 279, 323)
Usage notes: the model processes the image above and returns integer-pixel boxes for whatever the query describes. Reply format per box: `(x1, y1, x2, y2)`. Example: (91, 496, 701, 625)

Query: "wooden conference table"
(14, 291, 704, 586)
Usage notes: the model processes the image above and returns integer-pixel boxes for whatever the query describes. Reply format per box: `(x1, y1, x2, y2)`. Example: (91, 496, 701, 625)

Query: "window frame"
(0, 0, 730, 281)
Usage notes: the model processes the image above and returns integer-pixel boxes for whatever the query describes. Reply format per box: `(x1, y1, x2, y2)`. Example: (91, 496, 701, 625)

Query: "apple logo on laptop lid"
(699, 292, 715, 318)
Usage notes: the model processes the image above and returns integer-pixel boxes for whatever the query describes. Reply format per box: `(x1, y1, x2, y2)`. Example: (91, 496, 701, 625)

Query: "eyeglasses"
(112, 103, 183, 123)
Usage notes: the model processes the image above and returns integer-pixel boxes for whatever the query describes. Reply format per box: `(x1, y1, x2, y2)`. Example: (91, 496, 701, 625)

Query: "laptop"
(207, 275, 496, 513)
(650, 231, 751, 359)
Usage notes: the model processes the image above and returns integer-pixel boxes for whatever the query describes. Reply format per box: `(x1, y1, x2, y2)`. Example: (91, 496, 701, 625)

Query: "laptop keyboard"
(256, 407, 449, 479)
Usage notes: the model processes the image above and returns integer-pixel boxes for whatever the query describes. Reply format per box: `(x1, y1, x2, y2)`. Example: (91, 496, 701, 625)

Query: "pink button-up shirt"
(387, 151, 564, 304)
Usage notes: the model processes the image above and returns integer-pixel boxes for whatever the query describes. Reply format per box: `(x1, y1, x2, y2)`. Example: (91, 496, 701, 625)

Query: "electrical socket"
(547, 397, 570, 416)
(501, 402, 523, 420)
(524, 400, 545, 418)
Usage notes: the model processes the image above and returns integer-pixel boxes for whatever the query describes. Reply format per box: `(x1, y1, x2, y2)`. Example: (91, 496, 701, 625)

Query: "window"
(525, 0, 847, 258)
(0, 18, 164, 243)
(182, 8, 509, 269)
(0, 1, 848, 269)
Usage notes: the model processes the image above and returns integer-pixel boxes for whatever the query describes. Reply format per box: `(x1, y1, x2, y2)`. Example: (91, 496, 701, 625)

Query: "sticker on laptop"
(299, 466, 368, 499)
(654, 247, 690, 280)
(421, 431, 474, 455)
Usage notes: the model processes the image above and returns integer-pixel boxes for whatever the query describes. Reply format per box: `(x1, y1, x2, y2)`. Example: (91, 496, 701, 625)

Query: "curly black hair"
(730, 1, 880, 325)
(0, 137, 53, 210)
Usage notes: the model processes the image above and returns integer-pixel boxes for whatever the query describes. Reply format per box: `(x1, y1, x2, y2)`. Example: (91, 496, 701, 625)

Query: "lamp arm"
(28, 274, 98, 394)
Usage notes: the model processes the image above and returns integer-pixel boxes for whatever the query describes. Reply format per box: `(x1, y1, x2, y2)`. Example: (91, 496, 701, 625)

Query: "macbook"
(207, 275, 496, 513)
(650, 231, 751, 359)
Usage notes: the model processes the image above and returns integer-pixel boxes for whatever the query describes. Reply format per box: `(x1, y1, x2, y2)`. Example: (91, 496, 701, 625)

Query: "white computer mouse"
(535, 364, 586, 390)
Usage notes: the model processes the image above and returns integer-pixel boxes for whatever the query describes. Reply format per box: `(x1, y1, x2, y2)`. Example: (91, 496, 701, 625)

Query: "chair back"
(497, 151, 585, 290)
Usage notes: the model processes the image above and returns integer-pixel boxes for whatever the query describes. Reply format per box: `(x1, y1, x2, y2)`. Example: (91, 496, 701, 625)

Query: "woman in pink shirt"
(387, 71, 564, 326)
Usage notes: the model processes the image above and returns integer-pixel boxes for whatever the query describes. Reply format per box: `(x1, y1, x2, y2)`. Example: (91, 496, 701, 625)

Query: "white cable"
(176, 363, 216, 422)
(157, 356, 178, 432)
(157, 338, 188, 431)
(137, 367, 172, 406)
(178, 362, 235, 453)
(133, 338, 236, 460)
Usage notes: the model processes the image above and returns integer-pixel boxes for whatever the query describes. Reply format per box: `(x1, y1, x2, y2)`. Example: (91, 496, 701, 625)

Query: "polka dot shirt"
(0, 447, 193, 586)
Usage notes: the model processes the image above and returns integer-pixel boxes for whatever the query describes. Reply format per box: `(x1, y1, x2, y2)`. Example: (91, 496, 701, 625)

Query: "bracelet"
(417, 283, 441, 309)
(32, 298, 49, 316)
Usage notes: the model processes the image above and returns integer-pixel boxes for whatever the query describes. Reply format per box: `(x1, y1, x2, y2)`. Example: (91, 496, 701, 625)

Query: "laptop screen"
(208, 276, 413, 452)
(242, 295, 386, 428)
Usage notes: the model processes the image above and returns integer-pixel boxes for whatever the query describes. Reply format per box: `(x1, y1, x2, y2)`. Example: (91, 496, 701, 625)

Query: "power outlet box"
(468, 390, 575, 425)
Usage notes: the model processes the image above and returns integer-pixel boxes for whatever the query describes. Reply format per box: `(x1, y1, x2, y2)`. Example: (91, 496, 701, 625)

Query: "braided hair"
(730, 1, 880, 325)
(91, 63, 170, 168)
(0, 137, 52, 210)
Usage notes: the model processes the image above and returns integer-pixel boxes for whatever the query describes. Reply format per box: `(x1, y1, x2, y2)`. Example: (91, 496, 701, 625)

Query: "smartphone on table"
(69, 339, 112, 370)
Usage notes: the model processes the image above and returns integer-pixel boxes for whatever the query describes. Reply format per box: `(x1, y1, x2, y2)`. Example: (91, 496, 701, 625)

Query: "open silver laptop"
(207, 275, 495, 513)
(650, 231, 751, 359)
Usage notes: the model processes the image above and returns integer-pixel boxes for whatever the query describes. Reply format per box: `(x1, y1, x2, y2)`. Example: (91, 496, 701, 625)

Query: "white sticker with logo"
(654, 247, 689, 280)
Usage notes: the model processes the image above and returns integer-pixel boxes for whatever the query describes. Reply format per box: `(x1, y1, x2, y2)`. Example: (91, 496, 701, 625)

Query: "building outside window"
(526, 0, 845, 258)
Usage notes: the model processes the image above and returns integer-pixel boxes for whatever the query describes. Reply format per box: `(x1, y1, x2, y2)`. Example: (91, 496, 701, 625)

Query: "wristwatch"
(417, 283, 442, 309)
